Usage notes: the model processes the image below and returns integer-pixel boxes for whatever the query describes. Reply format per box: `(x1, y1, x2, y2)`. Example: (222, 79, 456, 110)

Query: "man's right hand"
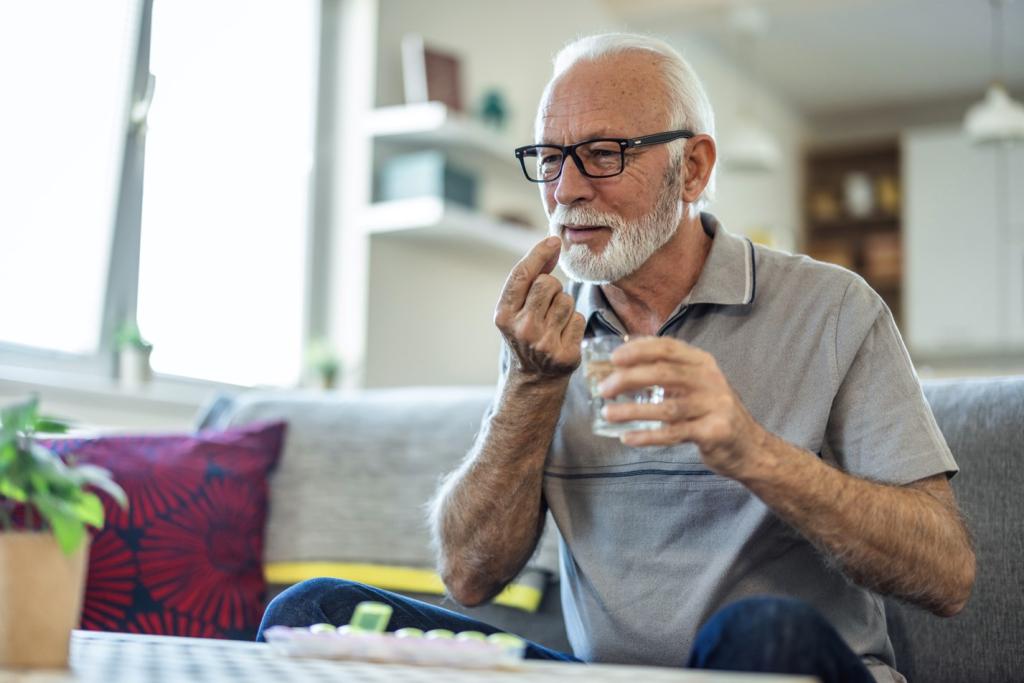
(494, 236, 586, 380)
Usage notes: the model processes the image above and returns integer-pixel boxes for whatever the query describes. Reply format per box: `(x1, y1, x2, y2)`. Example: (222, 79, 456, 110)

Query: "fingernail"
(545, 236, 561, 247)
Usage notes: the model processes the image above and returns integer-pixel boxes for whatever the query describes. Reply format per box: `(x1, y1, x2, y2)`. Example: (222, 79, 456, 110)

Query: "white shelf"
(362, 197, 544, 257)
(367, 102, 521, 174)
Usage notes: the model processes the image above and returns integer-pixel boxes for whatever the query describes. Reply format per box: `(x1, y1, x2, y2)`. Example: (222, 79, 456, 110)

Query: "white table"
(0, 631, 817, 683)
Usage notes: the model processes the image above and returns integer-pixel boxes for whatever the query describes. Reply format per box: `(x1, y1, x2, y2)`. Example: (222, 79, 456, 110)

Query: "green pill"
(424, 629, 455, 640)
(348, 601, 393, 633)
(308, 623, 337, 634)
(455, 631, 487, 642)
(394, 627, 424, 639)
(487, 633, 526, 650)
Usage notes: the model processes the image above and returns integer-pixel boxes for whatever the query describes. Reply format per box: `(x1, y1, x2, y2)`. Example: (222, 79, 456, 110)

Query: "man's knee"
(260, 578, 371, 638)
(709, 596, 830, 639)
(269, 577, 363, 609)
(689, 596, 874, 683)
(690, 596, 841, 667)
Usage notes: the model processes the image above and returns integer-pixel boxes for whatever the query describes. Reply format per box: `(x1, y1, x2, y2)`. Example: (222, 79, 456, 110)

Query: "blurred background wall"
(1, 0, 1021, 427)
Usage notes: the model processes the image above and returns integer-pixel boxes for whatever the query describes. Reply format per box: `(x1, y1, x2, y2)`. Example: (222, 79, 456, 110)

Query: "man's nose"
(552, 154, 597, 206)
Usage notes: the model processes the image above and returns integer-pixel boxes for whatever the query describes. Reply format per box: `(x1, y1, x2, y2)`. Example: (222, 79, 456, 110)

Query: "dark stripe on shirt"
(544, 468, 716, 480)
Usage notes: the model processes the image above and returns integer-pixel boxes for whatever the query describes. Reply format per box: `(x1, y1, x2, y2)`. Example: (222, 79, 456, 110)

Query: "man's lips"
(562, 224, 610, 244)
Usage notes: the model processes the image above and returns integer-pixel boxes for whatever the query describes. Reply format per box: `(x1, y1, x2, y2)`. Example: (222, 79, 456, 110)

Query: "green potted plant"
(0, 397, 127, 668)
(306, 338, 342, 390)
(115, 320, 153, 389)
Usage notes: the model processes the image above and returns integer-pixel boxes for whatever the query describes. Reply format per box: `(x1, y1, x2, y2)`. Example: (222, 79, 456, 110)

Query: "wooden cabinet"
(803, 144, 903, 325)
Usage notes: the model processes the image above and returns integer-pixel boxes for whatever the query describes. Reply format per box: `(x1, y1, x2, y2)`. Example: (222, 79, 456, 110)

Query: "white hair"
(537, 33, 717, 208)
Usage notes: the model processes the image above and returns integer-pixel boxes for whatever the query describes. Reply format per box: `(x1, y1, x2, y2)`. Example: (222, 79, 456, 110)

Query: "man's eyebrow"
(537, 132, 625, 146)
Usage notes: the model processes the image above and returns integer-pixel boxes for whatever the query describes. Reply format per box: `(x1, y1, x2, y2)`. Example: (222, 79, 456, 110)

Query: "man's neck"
(600, 213, 712, 337)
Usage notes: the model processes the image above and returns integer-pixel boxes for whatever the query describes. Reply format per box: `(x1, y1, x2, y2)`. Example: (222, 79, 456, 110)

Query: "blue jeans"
(257, 579, 875, 682)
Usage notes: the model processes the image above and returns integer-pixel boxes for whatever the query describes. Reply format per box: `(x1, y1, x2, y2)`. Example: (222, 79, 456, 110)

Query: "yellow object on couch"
(264, 562, 544, 612)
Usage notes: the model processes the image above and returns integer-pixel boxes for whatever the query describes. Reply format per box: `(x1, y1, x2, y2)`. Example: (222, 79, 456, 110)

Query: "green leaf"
(71, 491, 104, 529)
(51, 514, 86, 555)
(26, 446, 77, 494)
(28, 470, 50, 495)
(33, 487, 104, 529)
(115, 321, 151, 350)
(32, 498, 67, 551)
(0, 441, 16, 467)
(0, 479, 27, 502)
(28, 442, 66, 469)
(33, 417, 71, 434)
(75, 464, 128, 509)
(0, 396, 39, 436)
(0, 397, 110, 549)
(33, 497, 86, 554)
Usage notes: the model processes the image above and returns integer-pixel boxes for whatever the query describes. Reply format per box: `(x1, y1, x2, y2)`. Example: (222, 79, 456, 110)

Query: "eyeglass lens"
(521, 141, 623, 181)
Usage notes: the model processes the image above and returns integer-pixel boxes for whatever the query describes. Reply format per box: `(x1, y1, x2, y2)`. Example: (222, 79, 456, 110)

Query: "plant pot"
(317, 368, 338, 390)
(0, 532, 89, 668)
(118, 346, 152, 390)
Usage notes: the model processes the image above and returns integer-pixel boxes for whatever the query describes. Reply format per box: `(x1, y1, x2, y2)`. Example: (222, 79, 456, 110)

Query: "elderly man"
(259, 34, 974, 683)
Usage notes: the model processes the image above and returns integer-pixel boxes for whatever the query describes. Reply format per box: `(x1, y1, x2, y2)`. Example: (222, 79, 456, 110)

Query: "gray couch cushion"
(885, 376, 1024, 682)
(214, 386, 559, 578)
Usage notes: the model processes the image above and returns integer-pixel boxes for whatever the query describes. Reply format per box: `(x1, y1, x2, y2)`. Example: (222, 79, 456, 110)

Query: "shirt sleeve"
(824, 276, 958, 484)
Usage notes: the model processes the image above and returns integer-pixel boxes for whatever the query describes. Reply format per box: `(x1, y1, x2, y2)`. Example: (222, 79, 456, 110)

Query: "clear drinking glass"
(580, 336, 664, 438)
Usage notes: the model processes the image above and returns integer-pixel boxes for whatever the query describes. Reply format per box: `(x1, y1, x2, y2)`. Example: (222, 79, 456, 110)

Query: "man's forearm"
(430, 373, 568, 606)
(737, 431, 975, 617)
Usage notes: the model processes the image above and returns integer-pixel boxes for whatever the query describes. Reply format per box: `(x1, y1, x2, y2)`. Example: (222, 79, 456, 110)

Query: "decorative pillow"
(43, 421, 286, 640)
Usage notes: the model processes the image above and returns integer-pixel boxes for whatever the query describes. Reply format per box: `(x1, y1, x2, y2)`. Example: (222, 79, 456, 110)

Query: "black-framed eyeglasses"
(514, 129, 694, 183)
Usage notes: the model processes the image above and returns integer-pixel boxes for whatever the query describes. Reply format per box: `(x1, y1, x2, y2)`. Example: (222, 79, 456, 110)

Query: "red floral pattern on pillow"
(43, 421, 285, 640)
(81, 530, 137, 631)
(127, 611, 220, 639)
(139, 476, 266, 631)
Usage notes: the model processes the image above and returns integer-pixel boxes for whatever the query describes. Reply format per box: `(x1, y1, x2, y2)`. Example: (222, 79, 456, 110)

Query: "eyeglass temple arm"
(626, 130, 695, 148)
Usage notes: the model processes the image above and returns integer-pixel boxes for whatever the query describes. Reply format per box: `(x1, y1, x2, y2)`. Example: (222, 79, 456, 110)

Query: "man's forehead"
(538, 100, 625, 142)
(537, 53, 670, 143)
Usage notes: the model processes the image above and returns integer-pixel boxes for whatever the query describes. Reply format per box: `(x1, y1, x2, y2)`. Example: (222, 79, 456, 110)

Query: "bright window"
(0, 2, 139, 353)
(137, 0, 318, 386)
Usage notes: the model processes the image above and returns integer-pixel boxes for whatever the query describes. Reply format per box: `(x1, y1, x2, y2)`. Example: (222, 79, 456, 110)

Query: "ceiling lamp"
(964, 0, 1024, 143)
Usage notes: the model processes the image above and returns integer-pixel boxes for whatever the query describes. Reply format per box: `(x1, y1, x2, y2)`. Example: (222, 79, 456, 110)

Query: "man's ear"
(681, 135, 716, 204)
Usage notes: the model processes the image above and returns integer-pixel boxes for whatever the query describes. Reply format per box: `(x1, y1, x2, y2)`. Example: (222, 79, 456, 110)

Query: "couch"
(204, 375, 1023, 682)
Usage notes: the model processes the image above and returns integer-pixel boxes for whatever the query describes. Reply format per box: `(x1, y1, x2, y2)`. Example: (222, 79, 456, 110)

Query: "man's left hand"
(599, 337, 768, 478)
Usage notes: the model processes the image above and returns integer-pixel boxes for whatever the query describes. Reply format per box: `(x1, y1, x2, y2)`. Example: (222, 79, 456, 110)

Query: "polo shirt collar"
(575, 212, 757, 329)
(684, 212, 757, 307)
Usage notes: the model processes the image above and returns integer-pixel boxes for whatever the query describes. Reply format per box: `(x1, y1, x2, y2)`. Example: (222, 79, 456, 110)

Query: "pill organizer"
(264, 601, 527, 669)
(264, 625, 526, 669)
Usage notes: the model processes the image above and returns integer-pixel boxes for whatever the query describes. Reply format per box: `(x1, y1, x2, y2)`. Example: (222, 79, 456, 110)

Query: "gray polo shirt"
(531, 213, 956, 679)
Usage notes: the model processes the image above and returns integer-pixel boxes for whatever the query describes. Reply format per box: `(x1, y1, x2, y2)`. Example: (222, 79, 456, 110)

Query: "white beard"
(547, 169, 683, 284)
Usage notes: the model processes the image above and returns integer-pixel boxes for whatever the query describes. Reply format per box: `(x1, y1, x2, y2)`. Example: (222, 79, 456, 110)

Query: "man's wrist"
(489, 367, 572, 429)
(731, 427, 825, 496)
(730, 425, 785, 485)
(504, 366, 574, 395)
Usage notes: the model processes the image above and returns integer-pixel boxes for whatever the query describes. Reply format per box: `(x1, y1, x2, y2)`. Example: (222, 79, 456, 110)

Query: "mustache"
(548, 205, 626, 234)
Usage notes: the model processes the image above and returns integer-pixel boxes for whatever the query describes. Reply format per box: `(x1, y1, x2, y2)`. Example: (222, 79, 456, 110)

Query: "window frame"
(0, 0, 334, 395)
